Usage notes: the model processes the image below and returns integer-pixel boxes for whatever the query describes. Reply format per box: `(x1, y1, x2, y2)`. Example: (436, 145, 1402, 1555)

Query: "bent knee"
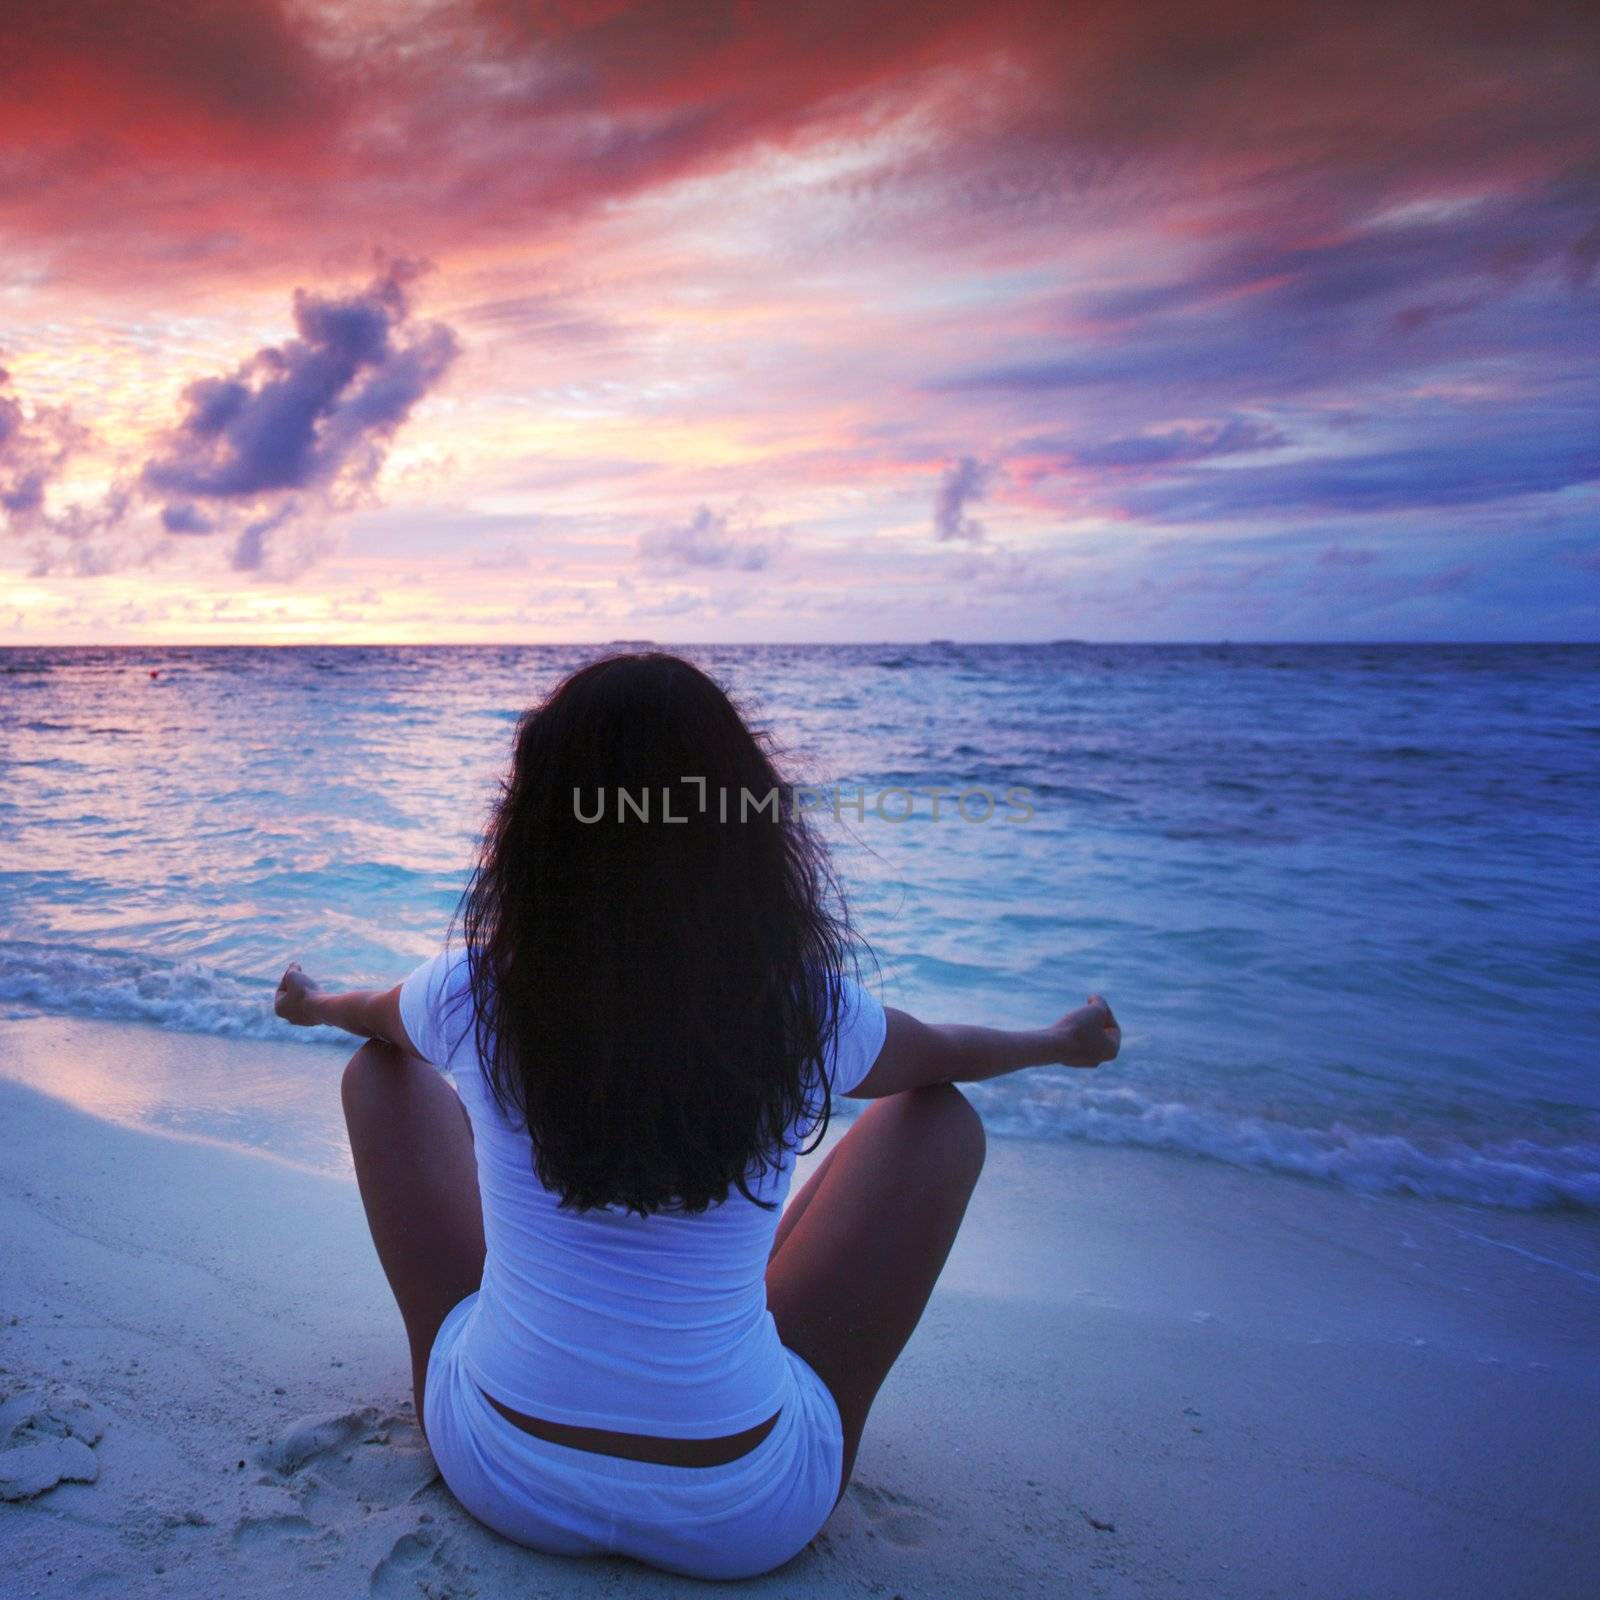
(340, 1037, 413, 1110)
(899, 1082, 986, 1176)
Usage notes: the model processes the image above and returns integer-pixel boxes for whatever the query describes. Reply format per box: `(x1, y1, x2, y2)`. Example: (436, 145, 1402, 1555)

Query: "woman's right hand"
(1052, 994, 1120, 1068)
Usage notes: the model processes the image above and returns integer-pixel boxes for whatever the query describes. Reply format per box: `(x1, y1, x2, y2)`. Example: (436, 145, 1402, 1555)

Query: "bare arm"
(849, 995, 1120, 1099)
(274, 963, 417, 1054)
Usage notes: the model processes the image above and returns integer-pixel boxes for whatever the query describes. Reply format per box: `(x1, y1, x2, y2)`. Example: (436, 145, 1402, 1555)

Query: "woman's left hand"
(1051, 994, 1121, 1068)
(274, 962, 323, 1026)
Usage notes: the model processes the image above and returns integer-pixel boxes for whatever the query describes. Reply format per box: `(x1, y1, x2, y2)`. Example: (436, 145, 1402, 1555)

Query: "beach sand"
(1, 1016, 1597, 1598)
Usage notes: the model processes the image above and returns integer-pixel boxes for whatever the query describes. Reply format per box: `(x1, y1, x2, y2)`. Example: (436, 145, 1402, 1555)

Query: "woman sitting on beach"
(274, 652, 1119, 1580)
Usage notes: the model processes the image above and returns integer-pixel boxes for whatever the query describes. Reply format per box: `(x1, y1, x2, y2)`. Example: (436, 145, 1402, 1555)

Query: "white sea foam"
(0, 942, 333, 1047)
(975, 1085, 1600, 1211)
(4, 940, 1596, 1212)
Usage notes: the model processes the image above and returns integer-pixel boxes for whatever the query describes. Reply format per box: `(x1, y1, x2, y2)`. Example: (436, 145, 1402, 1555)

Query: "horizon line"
(4, 638, 1598, 651)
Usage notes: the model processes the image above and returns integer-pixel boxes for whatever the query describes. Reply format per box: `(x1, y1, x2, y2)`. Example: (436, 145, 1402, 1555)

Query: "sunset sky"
(1, 0, 1596, 643)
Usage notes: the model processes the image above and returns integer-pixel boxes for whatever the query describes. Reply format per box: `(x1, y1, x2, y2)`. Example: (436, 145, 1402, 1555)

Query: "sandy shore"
(1, 1017, 1597, 1598)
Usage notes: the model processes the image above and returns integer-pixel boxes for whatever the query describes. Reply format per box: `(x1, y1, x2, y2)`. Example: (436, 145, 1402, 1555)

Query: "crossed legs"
(341, 1039, 986, 1498)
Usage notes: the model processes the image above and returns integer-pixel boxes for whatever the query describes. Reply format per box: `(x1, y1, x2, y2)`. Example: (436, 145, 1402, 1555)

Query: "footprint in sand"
(0, 1390, 104, 1502)
(256, 1408, 439, 1508)
(232, 1512, 319, 1551)
(846, 1481, 938, 1549)
(257, 1408, 382, 1476)
(370, 1527, 473, 1598)
(232, 1406, 446, 1585)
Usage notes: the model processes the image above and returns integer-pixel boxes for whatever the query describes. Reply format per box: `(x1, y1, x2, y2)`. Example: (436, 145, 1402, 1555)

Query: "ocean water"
(2, 643, 1597, 1212)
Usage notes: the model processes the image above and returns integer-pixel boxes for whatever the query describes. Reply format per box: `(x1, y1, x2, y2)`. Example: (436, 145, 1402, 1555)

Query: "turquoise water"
(1, 643, 1597, 1209)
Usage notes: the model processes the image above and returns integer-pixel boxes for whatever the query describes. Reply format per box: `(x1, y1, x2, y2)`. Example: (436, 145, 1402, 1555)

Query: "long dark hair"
(457, 652, 856, 1216)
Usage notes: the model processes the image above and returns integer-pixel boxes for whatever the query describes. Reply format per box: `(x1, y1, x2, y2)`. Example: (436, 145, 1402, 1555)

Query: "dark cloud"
(159, 502, 214, 535)
(0, 1, 329, 154)
(932, 177, 1600, 419)
(12, 265, 459, 577)
(1113, 418, 1600, 521)
(140, 261, 458, 568)
(3, 2, 1593, 288)
(931, 169, 1600, 531)
(229, 506, 295, 573)
(0, 368, 134, 580)
(933, 456, 992, 542)
(637, 505, 776, 570)
(0, 367, 84, 528)
(1062, 418, 1286, 469)
(0, 0, 997, 283)
(1092, 176, 1600, 336)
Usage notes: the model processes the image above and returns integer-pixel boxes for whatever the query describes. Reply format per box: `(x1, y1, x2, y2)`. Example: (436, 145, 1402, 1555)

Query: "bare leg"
(341, 1040, 485, 1428)
(769, 1137, 846, 1261)
(764, 1084, 985, 1504)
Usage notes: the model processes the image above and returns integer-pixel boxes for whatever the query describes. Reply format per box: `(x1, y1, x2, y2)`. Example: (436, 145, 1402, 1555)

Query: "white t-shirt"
(398, 944, 887, 1437)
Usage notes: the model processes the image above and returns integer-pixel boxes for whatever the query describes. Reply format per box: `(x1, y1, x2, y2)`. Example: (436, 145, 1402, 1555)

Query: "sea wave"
(0, 941, 334, 1047)
(3, 940, 1596, 1213)
(975, 1084, 1600, 1212)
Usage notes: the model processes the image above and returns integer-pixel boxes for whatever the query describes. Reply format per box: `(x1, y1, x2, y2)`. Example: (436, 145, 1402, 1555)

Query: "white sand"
(1, 1017, 1597, 1598)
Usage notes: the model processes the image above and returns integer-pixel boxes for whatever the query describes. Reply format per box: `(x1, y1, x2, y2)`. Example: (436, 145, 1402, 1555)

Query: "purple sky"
(1, 1, 1596, 641)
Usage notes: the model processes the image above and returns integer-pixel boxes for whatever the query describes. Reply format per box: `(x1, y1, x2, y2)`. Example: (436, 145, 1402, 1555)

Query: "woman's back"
(399, 942, 886, 1438)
